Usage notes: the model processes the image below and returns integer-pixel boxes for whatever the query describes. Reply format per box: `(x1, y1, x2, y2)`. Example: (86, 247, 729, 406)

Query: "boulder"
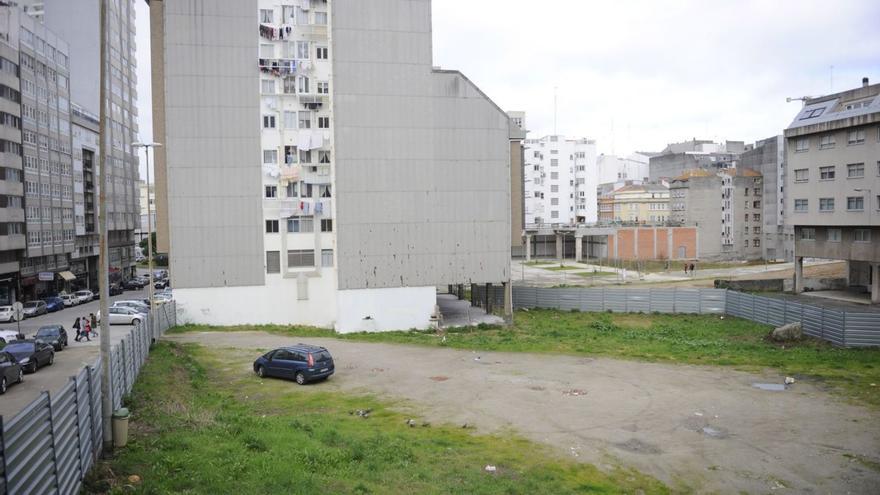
(771, 322, 802, 342)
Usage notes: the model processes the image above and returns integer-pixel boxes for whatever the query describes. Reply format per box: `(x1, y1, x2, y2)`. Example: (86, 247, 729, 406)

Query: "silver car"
(97, 307, 146, 326)
(74, 290, 94, 304)
(22, 301, 48, 318)
(111, 300, 150, 313)
(0, 306, 17, 323)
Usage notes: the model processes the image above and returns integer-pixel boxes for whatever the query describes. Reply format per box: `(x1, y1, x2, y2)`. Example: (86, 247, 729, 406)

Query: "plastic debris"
(350, 409, 372, 418)
(784, 376, 796, 385)
(406, 419, 417, 427)
(562, 389, 587, 397)
(694, 412, 704, 417)
(484, 465, 497, 473)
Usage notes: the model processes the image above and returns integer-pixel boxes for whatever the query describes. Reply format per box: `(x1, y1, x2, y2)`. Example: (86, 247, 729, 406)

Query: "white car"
(0, 306, 18, 322)
(74, 290, 94, 304)
(97, 307, 146, 326)
(0, 329, 23, 342)
(111, 300, 150, 313)
(60, 295, 78, 307)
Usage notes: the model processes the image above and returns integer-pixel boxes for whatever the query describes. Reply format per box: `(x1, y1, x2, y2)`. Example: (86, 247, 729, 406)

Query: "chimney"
(864, 77, 870, 88)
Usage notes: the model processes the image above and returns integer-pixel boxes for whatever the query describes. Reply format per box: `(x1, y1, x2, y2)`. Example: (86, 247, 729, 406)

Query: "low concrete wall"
(714, 278, 848, 293)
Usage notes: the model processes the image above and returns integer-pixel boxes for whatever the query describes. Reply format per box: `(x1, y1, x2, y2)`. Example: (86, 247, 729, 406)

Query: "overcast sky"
(134, 0, 880, 169)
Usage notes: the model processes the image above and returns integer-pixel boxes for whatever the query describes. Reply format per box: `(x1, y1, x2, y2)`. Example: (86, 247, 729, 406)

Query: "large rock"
(771, 322, 803, 342)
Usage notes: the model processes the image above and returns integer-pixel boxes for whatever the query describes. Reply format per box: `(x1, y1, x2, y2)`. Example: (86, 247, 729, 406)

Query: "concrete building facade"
(69, 102, 99, 289)
(508, 111, 526, 257)
(523, 135, 598, 225)
(785, 78, 880, 302)
(741, 135, 793, 261)
(152, 0, 511, 331)
(598, 183, 669, 224)
(597, 153, 649, 185)
(649, 139, 744, 182)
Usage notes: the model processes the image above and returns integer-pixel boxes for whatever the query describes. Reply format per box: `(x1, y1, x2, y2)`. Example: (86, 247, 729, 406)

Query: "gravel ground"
(166, 331, 880, 494)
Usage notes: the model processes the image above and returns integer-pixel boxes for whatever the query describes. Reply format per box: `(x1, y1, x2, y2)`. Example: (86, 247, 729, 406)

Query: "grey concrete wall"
(795, 226, 880, 262)
(686, 176, 723, 258)
(332, 0, 511, 290)
(162, 0, 265, 288)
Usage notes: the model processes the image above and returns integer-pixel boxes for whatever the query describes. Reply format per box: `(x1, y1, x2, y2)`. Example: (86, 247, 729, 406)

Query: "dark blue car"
(253, 344, 334, 385)
(43, 296, 65, 313)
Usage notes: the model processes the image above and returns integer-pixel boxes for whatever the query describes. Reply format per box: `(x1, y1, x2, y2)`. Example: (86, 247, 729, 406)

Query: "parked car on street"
(0, 350, 23, 394)
(43, 296, 65, 313)
(0, 305, 19, 322)
(74, 290, 94, 304)
(97, 306, 146, 326)
(0, 329, 24, 342)
(109, 284, 124, 296)
(34, 325, 68, 351)
(154, 279, 170, 289)
(22, 300, 48, 318)
(3, 339, 54, 373)
(122, 279, 142, 290)
(253, 344, 335, 385)
(112, 300, 150, 313)
(60, 294, 78, 307)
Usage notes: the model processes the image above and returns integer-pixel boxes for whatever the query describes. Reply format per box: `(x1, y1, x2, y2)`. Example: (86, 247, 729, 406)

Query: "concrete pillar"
(485, 283, 492, 314)
(794, 256, 804, 294)
(470, 283, 478, 307)
(525, 235, 532, 262)
(872, 264, 880, 304)
(844, 260, 851, 287)
(503, 281, 513, 323)
(575, 236, 583, 262)
(556, 233, 564, 260)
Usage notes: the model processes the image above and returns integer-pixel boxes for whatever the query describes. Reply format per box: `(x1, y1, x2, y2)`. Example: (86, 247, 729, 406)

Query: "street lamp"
(132, 142, 162, 309)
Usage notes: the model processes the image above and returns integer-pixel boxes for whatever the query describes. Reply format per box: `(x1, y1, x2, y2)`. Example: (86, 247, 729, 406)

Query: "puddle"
(701, 426, 729, 439)
(753, 383, 786, 391)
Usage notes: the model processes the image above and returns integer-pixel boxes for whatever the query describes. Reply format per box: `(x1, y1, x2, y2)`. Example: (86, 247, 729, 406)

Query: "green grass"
(170, 310, 880, 408)
(87, 342, 669, 494)
(523, 260, 557, 266)
(573, 271, 617, 278)
(606, 259, 784, 274)
(541, 265, 583, 271)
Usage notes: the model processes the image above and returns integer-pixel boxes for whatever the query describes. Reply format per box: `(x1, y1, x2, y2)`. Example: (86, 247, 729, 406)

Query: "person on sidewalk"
(82, 316, 92, 342)
(73, 316, 82, 342)
(89, 313, 98, 337)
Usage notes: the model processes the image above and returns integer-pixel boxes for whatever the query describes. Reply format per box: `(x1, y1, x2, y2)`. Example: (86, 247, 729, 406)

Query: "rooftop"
(786, 79, 880, 133)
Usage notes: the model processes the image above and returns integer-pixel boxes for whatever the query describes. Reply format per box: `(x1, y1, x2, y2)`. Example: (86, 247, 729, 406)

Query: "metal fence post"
(1, 415, 7, 495)
(46, 391, 61, 492)
(70, 375, 83, 488)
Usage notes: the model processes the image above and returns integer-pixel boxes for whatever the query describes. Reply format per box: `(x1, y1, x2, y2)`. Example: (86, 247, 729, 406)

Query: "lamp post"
(132, 143, 162, 311)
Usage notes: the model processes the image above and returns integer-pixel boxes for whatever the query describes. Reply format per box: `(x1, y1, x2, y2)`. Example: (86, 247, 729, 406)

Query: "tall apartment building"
(649, 139, 745, 182)
(523, 135, 598, 225)
(741, 135, 793, 261)
(669, 168, 764, 260)
(151, 0, 511, 331)
(0, 9, 25, 304)
(70, 102, 99, 288)
(28, 0, 140, 281)
(785, 78, 880, 302)
(136, 178, 153, 242)
(508, 111, 527, 257)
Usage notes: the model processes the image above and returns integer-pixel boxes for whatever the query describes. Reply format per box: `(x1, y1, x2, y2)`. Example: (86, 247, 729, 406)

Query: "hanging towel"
(316, 201, 323, 214)
(310, 131, 324, 149)
(297, 132, 312, 151)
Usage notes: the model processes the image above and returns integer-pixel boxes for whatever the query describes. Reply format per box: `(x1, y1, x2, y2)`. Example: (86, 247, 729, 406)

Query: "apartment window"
(266, 251, 280, 274)
(263, 115, 276, 128)
(799, 228, 816, 240)
(753, 227, 761, 234)
(743, 239, 749, 248)
(261, 79, 275, 94)
(848, 129, 865, 145)
(265, 220, 279, 233)
(753, 214, 761, 222)
(287, 217, 314, 233)
(744, 214, 749, 222)
(317, 81, 329, 94)
(260, 9, 274, 23)
(847, 163, 864, 178)
(550, 159, 558, 167)
(847, 196, 864, 211)
(794, 169, 808, 182)
(819, 166, 835, 180)
(800, 107, 825, 119)
(794, 199, 808, 212)
(818, 134, 835, 149)
(296, 41, 310, 60)
(318, 116, 330, 129)
(550, 185, 559, 193)
(263, 150, 278, 164)
(284, 111, 297, 128)
(288, 249, 315, 268)
(744, 188, 749, 196)
(550, 198, 559, 206)
(753, 239, 760, 247)
(259, 43, 274, 59)
(827, 228, 841, 242)
(298, 76, 310, 94)
(321, 219, 333, 232)
(550, 172, 559, 180)
(819, 198, 834, 212)
(316, 47, 328, 60)
(795, 137, 809, 152)
(299, 149, 312, 164)
(551, 211, 559, 219)
(298, 112, 311, 129)
(317, 249, 334, 268)
(753, 201, 761, 208)
(265, 185, 277, 198)
(286, 181, 298, 197)
(314, 12, 328, 25)
(854, 229, 871, 242)
(283, 76, 297, 94)
(318, 150, 331, 164)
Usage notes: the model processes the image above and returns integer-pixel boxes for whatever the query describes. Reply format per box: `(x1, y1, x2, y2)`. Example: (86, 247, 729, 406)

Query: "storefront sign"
(38, 272, 55, 282)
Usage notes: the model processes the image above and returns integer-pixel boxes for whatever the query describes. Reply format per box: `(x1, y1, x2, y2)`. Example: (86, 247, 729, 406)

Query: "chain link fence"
(0, 302, 177, 495)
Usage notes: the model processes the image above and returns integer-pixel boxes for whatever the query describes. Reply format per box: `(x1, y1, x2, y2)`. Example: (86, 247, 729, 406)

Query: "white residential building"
(597, 153, 650, 185)
(523, 136, 598, 225)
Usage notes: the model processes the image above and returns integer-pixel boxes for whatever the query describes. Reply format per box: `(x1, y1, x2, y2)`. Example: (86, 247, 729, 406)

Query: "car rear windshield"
(4, 343, 33, 353)
(313, 351, 332, 361)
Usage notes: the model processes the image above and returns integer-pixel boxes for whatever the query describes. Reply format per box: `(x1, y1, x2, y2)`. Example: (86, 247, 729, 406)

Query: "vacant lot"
(88, 342, 665, 494)
(163, 331, 880, 494)
(173, 311, 880, 408)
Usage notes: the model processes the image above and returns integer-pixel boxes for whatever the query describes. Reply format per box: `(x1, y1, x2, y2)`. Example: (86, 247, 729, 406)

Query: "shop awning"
(59, 271, 77, 282)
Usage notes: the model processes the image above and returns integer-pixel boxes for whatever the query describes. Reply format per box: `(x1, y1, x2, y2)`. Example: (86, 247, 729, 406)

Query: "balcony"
(0, 234, 25, 251)
(297, 24, 328, 38)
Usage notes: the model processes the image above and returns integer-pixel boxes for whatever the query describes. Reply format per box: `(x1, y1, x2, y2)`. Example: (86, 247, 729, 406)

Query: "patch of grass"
(573, 271, 616, 278)
(542, 265, 582, 271)
(88, 342, 669, 494)
(523, 260, 557, 266)
(172, 310, 880, 408)
(842, 453, 880, 473)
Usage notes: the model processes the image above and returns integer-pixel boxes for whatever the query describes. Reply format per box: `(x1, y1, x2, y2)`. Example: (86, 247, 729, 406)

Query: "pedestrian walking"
(83, 316, 92, 342)
(89, 313, 98, 337)
(73, 316, 82, 342)
(689, 263, 695, 276)
(683, 263, 688, 275)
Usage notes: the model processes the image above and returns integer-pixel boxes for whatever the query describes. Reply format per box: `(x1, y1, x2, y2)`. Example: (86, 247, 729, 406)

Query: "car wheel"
(48, 353, 54, 365)
(132, 318, 141, 325)
(17, 368, 22, 383)
(256, 365, 266, 378)
(29, 362, 37, 373)
(295, 372, 306, 385)
(0, 377, 6, 394)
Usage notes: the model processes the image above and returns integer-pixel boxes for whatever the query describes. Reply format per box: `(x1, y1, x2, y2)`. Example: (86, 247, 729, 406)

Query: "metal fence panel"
(4, 394, 57, 495)
(580, 289, 604, 312)
(801, 304, 824, 339)
(603, 288, 627, 312)
(700, 289, 726, 314)
(766, 298, 786, 327)
(52, 381, 80, 495)
(649, 289, 675, 313)
(823, 310, 846, 346)
(844, 313, 880, 347)
(626, 289, 651, 313)
(512, 286, 537, 309)
(556, 289, 581, 311)
(674, 289, 701, 314)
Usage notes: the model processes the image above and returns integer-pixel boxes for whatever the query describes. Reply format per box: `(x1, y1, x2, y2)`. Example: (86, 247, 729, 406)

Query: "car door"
(265, 350, 288, 377)
(0, 352, 13, 382)
(36, 343, 49, 366)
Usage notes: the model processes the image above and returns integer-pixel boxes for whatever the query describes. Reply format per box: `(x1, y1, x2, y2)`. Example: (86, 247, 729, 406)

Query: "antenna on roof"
(553, 86, 558, 136)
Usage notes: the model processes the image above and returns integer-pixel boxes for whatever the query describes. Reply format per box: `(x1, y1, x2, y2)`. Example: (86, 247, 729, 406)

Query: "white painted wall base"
(335, 286, 436, 334)
(174, 273, 338, 328)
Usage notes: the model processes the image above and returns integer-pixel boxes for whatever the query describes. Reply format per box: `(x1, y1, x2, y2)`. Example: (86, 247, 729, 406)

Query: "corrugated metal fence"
(0, 302, 177, 495)
(472, 286, 880, 347)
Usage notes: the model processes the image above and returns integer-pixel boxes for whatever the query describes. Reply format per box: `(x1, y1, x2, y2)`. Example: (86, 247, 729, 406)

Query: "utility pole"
(98, 0, 113, 454)
(133, 143, 162, 321)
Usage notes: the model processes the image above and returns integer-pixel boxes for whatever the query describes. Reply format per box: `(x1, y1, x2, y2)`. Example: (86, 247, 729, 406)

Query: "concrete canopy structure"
(152, 0, 511, 331)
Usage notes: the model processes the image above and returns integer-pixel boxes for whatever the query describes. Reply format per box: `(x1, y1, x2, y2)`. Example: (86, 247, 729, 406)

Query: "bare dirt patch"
(166, 331, 880, 494)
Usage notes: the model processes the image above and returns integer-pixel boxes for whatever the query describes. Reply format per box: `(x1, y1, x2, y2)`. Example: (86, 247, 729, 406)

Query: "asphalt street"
(0, 287, 152, 420)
